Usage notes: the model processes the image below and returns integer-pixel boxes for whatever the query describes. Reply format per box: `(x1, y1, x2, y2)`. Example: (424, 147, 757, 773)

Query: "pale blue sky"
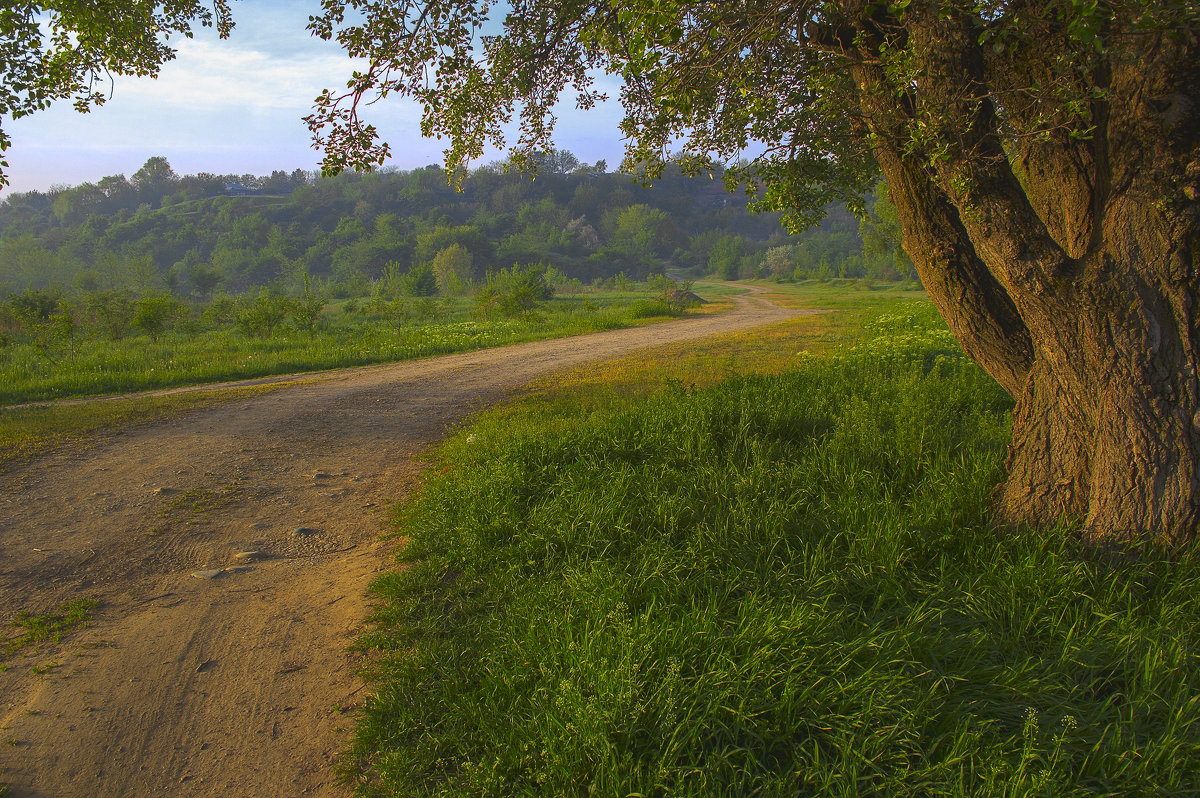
(3, 1, 628, 194)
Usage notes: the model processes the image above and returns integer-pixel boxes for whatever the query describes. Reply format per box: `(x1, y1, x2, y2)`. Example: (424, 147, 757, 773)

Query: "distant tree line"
(0, 151, 914, 302)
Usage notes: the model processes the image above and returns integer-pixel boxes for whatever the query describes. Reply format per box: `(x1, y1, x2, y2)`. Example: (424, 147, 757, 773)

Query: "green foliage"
(475, 264, 553, 318)
(628, 280, 696, 319)
(133, 293, 186, 342)
(202, 293, 237, 325)
(707, 233, 745, 280)
(626, 298, 675, 318)
(305, 0, 882, 222)
(10, 289, 59, 325)
(83, 290, 135, 341)
(235, 290, 288, 339)
(377, 260, 407, 299)
(1, 157, 881, 298)
(602, 203, 677, 277)
(431, 243, 472, 296)
(414, 225, 491, 276)
(0, 7, 232, 186)
(860, 182, 916, 282)
(0, 282, 676, 403)
(4, 289, 72, 363)
(289, 275, 327, 337)
(349, 305, 1200, 795)
(397, 263, 439, 297)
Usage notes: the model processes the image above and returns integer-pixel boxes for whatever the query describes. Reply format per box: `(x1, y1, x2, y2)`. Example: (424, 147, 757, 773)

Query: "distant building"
(224, 182, 258, 196)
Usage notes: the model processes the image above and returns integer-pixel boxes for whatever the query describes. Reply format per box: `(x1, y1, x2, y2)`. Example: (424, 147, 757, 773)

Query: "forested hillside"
(0, 152, 912, 299)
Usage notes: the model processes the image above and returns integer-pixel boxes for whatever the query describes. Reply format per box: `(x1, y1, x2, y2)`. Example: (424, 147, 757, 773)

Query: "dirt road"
(0, 289, 797, 797)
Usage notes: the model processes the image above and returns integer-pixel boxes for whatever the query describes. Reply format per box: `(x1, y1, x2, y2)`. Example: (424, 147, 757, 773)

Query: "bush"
(10, 289, 60, 327)
(475, 264, 553, 317)
(83, 290, 135, 341)
(133, 293, 187, 341)
(235, 290, 288, 338)
(399, 263, 439, 297)
(628, 298, 674, 318)
(202, 293, 237, 327)
(289, 275, 327, 337)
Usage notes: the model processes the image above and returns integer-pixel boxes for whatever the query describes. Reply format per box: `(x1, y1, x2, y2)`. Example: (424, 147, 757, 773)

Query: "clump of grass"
(627, 298, 679, 319)
(347, 304, 1200, 796)
(3, 598, 98, 661)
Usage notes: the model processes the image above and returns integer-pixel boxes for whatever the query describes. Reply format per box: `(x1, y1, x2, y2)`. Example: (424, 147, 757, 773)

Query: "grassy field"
(0, 287, 690, 405)
(345, 282, 1200, 796)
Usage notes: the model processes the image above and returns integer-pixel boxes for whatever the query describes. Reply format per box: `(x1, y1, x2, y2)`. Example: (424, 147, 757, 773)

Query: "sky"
(2, 1, 629, 195)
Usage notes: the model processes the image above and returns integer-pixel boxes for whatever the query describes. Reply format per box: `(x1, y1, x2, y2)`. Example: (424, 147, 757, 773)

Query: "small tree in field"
(431, 243, 472, 296)
(398, 263, 439, 297)
(475, 264, 553, 317)
(289, 275, 327, 338)
(10, 290, 72, 363)
(133, 293, 185, 342)
(236, 290, 288, 339)
(84, 290, 135, 341)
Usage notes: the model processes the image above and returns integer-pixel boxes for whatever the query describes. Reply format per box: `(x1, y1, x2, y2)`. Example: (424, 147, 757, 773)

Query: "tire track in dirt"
(0, 288, 800, 797)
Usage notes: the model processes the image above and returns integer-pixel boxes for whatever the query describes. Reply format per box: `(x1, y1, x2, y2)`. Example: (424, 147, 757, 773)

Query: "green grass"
(346, 293, 1200, 796)
(3, 598, 98, 662)
(0, 290, 685, 405)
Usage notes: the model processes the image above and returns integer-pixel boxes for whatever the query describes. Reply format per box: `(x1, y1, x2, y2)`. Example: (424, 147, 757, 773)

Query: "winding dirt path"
(0, 289, 798, 797)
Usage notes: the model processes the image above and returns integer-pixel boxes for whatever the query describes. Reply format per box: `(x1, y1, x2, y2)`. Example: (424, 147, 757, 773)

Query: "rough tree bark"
(847, 6, 1200, 543)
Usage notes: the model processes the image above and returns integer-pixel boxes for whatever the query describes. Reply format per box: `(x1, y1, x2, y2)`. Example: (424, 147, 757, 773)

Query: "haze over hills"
(0, 151, 912, 299)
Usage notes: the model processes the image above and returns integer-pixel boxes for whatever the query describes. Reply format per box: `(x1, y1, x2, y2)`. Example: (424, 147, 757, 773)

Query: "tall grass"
(0, 294, 663, 405)
(348, 302, 1200, 796)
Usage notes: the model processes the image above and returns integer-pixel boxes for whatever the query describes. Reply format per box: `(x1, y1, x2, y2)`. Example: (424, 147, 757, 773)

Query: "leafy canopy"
(303, 0, 1199, 229)
(5, 0, 1197, 232)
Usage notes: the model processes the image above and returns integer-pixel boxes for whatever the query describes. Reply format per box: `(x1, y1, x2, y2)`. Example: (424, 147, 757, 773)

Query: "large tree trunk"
(848, 7, 1200, 544)
(997, 241, 1200, 543)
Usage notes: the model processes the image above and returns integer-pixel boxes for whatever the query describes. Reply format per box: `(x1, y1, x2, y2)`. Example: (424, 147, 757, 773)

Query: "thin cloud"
(115, 38, 362, 111)
(2, 3, 627, 193)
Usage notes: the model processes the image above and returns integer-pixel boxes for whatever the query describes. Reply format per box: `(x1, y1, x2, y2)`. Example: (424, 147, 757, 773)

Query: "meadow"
(0, 284, 695, 406)
(345, 282, 1200, 796)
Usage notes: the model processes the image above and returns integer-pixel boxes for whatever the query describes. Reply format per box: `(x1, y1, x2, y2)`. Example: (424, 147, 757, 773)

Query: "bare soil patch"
(0, 289, 799, 797)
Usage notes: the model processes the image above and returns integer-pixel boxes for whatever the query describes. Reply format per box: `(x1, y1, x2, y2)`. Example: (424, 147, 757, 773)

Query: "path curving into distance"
(0, 287, 802, 797)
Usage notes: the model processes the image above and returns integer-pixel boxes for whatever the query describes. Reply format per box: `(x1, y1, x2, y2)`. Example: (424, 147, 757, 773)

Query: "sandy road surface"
(0, 289, 797, 797)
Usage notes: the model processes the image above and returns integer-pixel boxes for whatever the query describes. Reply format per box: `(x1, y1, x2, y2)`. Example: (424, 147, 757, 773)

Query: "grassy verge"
(0, 290, 691, 405)
(347, 286, 1200, 796)
(506, 280, 927, 428)
(0, 383, 285, 473)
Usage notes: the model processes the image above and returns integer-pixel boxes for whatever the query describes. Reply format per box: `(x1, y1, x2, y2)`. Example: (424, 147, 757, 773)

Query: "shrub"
(475, 264, 553, 317)
(83, 290, 135, 340)
(289, 275, 327, 337)
(202, 293, 237, 326)
(10, 289, 59, 327)
(628, 298, 674, 318)
(133, 293, 187, 342)
(235, 290, 288, 338)
(398, 263, 439, 297)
